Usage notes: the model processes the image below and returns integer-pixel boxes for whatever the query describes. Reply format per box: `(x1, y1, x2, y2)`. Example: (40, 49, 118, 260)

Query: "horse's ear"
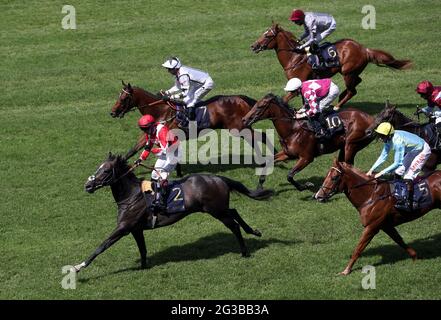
(128, 83, 132, 89)
(385, 99, 390, 108)
(121, 80, 126, 87)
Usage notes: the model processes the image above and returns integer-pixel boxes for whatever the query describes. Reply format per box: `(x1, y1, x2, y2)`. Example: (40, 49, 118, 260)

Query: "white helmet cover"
(284, 78, 302, 92)
(162, 57, 182, 69)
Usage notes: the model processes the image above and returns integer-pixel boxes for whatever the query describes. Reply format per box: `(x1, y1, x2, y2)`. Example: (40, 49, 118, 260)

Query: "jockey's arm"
(299, 17, 317, 49)
(169, 74, 190, 101)
(150, 126, 173, 154)
(140, 138, 153, 160)
(378, 144, 404, 177)
(368, 142, 391, 174)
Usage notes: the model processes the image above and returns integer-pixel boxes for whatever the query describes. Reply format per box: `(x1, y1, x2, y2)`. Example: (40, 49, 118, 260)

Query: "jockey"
(161, 57, 214, 121)
(367, 122, 431, 210)
(416, 80, 441, 148)
(289, 9, 337, 70)
(134, 115, 181, 213)
(283, 77, 340, 138)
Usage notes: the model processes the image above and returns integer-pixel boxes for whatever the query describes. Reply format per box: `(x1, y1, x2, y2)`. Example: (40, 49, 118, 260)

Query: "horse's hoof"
(253, 229, 262, 237)
(304, 182, 314, 189)
(242, 252, 251, 258)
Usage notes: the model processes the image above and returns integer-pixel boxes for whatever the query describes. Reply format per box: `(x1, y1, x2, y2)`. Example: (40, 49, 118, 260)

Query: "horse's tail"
(219, 176, 273, 200)
(366, 48, 413, 70)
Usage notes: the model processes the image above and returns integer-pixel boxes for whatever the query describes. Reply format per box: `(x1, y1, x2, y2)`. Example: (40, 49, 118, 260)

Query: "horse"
(314, 159, 441, 275)
(241, 93, 375, 190)
(366, 103, 440, 171)
(71, 153, 273, 272)
(110, 82, 275, 164)
(251, 23, 412, 110)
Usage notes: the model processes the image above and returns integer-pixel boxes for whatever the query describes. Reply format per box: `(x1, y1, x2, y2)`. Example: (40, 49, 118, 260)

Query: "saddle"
(306, 110, 344, 140)
(390, 179, 432, 212)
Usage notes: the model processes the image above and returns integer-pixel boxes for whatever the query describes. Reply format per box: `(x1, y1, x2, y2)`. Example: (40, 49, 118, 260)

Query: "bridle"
(316, 166, 343, 200)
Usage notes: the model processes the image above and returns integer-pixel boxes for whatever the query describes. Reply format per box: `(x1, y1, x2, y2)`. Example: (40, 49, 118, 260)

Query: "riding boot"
(435, 123, 441, 149)
(187, 107, 196, 121)
(151, 180, 166, 213)
(404, 179, 414, 211)
(317, 113, 329, 139)
(309, 116, 325, 139)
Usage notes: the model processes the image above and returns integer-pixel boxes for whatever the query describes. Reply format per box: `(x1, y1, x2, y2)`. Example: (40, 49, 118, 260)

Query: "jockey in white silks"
(161, 57, 214, 121)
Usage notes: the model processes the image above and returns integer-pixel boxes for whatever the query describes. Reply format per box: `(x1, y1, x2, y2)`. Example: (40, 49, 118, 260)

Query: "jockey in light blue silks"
(367, 122, 431, 210)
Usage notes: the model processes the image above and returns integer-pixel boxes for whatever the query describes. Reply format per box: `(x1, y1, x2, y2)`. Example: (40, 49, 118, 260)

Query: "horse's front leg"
(257, 151, 289, 189)
(125, 133, 146, 160)
(340, 225, 379, 275)
(72, 225, 130, 273)
(287, 157, 314, 191)
(132, 229, 148, 269)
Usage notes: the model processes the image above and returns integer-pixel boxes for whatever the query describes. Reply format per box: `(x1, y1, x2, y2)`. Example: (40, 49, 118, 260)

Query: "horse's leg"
(125, 133, 146, 159)
(340, 225, 379, 275)
(334, 74, 362, 110)
(228, 208, 261, 237)
(72, 225, 130, 272)
(215, 213, 249, 257)
(132, 229, 148, 269)
(382, 225, 417, 261)
(257, 151, 289, 189)
(287, 157, 314, 191)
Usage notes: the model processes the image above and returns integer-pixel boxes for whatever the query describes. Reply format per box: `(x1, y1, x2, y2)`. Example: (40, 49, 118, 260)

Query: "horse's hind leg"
(287, 157, 314, 191)
(382, 225, 417, 260)
(334, 74, 362, 110)
(215, 213, 250, 257)
(228, 208, 261, 237)
(132, 229, 148, 269)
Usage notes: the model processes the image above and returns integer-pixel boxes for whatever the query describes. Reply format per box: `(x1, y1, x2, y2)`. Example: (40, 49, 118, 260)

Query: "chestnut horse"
(241, 93, 375, 190)
(314, 160, 441, 275)
(110, 82, 274, 163)
(251, 23, 412, 110)
(366, 103, 440, 171)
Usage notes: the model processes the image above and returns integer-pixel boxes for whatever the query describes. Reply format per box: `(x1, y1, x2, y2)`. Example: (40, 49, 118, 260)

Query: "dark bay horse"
(110, 82, 274, 161)
(71, 153, 273, 272)
(241, 93, 375, 190)
(251, 23, 412, 110)
(314, 160, 441, 275)
(367, 104, 440, 171)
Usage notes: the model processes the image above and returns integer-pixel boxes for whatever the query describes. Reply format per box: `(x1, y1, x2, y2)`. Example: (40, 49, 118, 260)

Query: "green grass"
(1, 0, 440, 299)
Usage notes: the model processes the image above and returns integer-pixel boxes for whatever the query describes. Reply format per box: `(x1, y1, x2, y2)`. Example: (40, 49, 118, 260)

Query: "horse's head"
(251, 23, 298, 53)
(314, 159, 345, 202)
(110, 81, 135, 118)
(251, 23, 282, 53)
(85, 153, 129, 193)
(242, 93, 278, 126)
(366, 101, 397, 137)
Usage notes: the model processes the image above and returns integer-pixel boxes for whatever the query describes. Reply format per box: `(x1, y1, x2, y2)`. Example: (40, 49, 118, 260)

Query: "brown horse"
(251, 23, 412, 109)
(314, 159, 441, 275)
(366, 103, 440, 171)
(110, 82, 275, 162)
(241, 93, 375, 190)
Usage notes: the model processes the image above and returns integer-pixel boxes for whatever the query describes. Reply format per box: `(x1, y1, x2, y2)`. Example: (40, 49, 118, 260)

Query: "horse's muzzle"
(250, 44, 262, 53)
(84, 181, 96, 193)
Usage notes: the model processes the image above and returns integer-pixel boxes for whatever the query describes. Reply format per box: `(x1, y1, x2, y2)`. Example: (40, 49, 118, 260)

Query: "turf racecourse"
(1, 0, 440, 299)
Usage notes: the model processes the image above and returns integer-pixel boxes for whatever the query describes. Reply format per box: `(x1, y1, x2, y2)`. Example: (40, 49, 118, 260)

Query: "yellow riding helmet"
(375, 122, 395, 136)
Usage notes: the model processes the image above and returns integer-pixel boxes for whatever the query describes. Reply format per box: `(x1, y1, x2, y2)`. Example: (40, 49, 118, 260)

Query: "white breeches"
(184, 78, 214, 108)
(151, 145, 182, 180)
(318, 82, 340, 111)
(394, 143, 431, 180)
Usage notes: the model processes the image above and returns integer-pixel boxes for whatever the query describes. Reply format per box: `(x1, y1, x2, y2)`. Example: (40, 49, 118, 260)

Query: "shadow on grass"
(362, 232, 441, 267)
(79, 232, 300, 282)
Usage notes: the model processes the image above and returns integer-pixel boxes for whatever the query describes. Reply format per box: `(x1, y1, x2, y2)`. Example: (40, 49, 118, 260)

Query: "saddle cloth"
(175, 104, 211, 129)
(141, 180, 186, 214)
(319, 42, 340, 68)
(390, 179, 432, 211)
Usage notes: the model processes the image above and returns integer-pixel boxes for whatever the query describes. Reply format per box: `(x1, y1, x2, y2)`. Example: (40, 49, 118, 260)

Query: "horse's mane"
(392, 108, 417, 125)
(265, 93, 295, 117)
(273, 23, 298, 42)
(107, 153, 133, 177)
(133, 86, 161, 100)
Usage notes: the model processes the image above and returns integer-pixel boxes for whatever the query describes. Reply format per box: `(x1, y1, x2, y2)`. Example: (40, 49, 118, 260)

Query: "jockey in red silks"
(283, 77, 340, 138)
(416, 80, 441, 149)
(134, 115, 181, 212)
